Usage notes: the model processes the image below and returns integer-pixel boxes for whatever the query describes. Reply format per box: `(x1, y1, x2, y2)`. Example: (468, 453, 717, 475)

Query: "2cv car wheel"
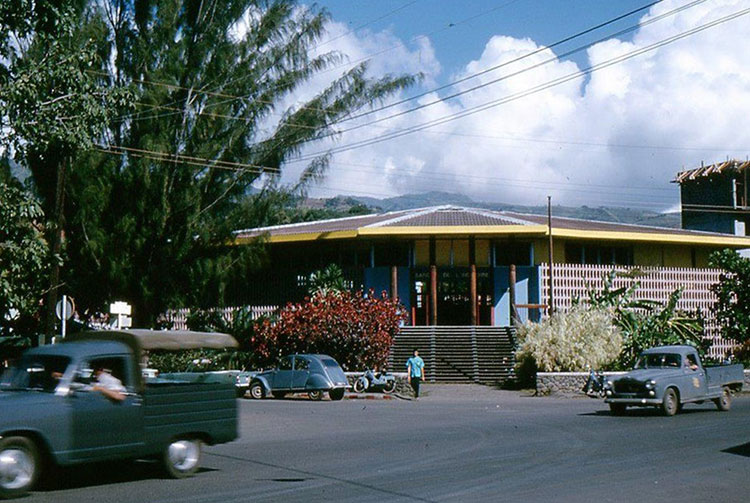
(250, 382, 265, 400)
(329, 388, 345, 401)
(0, 436, 40, 499)
(308, 390, 324, 401)
(662, 388, 679, 416)
(162, 438, 202, 478)
(714, 386, 732, 411)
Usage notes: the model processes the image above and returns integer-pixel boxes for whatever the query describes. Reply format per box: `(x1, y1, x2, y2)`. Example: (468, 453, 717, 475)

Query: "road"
(31, 385, 750, 502)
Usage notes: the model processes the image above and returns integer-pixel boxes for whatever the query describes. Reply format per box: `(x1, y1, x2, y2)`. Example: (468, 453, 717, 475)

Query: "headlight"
(644, 380, 656, 389)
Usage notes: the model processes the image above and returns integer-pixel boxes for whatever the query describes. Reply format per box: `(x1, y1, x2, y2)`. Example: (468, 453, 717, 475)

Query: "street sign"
(110, 301, 132, 315)
(55, 297, 75, 320)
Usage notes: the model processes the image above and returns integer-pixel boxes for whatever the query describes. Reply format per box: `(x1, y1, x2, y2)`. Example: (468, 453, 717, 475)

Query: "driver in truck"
(91, 366, 127, 402)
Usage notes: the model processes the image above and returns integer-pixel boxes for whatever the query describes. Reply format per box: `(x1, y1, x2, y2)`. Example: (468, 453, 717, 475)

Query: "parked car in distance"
(159, 358, 257, 398)
(604, 345, 744, 416)
(249, 354, 348, 401)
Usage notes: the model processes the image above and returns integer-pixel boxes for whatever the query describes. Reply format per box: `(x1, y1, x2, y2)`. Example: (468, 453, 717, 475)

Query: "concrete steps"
(389, 326, 516, 384)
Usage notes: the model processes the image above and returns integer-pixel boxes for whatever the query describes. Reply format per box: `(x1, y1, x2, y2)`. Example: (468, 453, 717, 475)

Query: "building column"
(390, 265, 398, 301)
(430, 265, 438, 326)
(469, 237, 477, 325)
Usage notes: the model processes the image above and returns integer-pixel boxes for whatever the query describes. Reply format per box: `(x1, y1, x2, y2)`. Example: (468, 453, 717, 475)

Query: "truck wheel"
(162, 439, 202, 478)
(329, 388, 345, 401)
(662, 388, 679, 416)
(250, 382, 265, 399)
(353, 378, 367, 393)
(714, 387, 732, 411)
(0, 436, 40, 499)
(609, 403, 626, 416)
(383, 380, 397, 393)
(308, 390, 323, 401)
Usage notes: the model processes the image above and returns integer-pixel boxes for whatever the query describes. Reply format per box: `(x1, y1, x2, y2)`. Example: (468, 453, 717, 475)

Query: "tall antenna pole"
(547, 196, 554, 315)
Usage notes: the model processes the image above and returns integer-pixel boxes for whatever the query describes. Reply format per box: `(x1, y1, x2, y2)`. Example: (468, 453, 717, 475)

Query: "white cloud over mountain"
(292, 0, 750, 211)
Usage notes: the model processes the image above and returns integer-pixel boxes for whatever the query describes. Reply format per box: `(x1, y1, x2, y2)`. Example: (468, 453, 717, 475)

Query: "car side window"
(685, 354, 699, 369)
(294, 357, 309, 371)
(664, 354, 680, 367)
(278, 357, 293, 370)
(76, 356, 131, 390)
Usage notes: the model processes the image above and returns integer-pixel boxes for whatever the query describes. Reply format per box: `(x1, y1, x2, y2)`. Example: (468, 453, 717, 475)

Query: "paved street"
(31, 385, 750, 502)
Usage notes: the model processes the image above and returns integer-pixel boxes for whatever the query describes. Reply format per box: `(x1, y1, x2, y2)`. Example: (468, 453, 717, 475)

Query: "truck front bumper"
(605, 397, 662, 406)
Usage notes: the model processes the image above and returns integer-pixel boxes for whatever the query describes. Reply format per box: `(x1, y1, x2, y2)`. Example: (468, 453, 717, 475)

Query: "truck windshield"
(0, 355, 71, 393)
(634, 353, 681, 369)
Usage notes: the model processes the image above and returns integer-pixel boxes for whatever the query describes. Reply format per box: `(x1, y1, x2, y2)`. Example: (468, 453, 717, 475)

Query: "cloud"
(296, 0, 750, 211)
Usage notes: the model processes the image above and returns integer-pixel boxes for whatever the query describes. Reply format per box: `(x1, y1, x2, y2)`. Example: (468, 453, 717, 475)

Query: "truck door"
(681, 353, 706, 400)
(68, 355, 144, 462)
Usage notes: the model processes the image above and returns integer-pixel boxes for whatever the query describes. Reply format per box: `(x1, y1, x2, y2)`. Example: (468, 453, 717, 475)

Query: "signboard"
(56, 297, 75, 320)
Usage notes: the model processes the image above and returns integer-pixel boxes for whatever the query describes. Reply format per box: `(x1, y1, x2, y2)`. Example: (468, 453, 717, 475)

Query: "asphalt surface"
(29, 385, 750, 502)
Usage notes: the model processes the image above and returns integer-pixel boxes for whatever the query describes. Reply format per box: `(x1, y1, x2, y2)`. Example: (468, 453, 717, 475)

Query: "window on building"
(494, 242, 532, 266)
(564, 243, 633, 265)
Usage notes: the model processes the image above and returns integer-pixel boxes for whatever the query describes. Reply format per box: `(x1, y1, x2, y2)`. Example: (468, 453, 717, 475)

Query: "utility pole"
(547, 196, 554, 316)
(44, 156, 69, 345)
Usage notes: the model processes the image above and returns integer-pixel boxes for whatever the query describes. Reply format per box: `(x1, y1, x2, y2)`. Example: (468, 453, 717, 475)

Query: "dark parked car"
(249, 354, 348, 401)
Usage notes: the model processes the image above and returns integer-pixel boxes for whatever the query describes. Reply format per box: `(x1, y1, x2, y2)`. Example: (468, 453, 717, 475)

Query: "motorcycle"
(582, 367, 607, 398)
(353, 368, 397, 393)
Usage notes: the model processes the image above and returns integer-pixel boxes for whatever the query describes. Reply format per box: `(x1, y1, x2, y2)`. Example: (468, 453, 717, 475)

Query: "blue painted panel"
(493, 266, 542, 326)
(364, 267, 390, 298)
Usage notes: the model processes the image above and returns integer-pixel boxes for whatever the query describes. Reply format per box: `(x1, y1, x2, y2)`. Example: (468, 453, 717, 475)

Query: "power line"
(291, 6, 750, 162)
(339, 0, 668, 123)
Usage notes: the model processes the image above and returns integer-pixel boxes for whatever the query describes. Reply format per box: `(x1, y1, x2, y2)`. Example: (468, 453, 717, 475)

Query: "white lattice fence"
(162, 305, 278, 331)
(539, 263, 734, 358)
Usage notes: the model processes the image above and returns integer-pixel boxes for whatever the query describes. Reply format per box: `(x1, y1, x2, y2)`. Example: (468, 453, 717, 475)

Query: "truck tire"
(662, 388, 679, 416)
(0, 436, 40, 499)
(250, 382, 265, 399)
(713, 387, 732, 411)
(162, 439, 202, 478)
(609, 403, 626, 416)
(329, 388, 345, 401)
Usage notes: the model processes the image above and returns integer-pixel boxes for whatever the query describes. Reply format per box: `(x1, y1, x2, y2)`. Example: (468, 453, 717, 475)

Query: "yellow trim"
(234, 230, 358, 244)
(358, 225, 548, 236)
(551, 228, 750, 247)
(234, 224, 750, 247)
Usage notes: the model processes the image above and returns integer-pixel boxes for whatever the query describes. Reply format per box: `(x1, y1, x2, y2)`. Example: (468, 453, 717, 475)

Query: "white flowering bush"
(515, 305, 622, 373)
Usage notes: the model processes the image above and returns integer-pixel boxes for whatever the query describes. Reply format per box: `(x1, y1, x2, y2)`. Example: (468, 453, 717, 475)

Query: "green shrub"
(515, 305, 622, 374)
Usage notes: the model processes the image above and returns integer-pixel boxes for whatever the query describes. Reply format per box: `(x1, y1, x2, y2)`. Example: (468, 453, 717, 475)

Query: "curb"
(344, 393, 395, 400)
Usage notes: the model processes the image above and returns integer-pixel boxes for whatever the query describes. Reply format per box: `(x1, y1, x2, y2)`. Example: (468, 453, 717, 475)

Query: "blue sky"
(317, 0, 647, 76)
(288, 1, 750, 211)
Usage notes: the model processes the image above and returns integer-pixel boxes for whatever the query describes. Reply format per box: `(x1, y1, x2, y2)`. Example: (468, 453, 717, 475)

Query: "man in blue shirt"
(406, 348, 425, 399)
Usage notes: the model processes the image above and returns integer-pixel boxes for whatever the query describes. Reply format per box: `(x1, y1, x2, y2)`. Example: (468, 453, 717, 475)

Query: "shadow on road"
(722, 442, 750, 458)
(38, 459, 217, 492)
(579, 407, 716, 417)
(209, 452, 438, 503)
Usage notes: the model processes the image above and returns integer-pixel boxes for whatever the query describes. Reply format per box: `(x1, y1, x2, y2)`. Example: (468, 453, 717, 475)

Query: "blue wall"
(363, 267, 411, 312)
(493, 266, 541, 326)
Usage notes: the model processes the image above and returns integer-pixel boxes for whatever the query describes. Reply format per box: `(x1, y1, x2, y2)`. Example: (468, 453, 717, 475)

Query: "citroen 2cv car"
(249, 354, 348, 401)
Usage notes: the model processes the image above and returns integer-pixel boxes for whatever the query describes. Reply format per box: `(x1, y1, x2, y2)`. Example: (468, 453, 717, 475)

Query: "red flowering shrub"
(253, 290, 407, 370)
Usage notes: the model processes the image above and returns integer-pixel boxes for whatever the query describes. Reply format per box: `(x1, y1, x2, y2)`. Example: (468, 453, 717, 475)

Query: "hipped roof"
(233, 205, 750, 247)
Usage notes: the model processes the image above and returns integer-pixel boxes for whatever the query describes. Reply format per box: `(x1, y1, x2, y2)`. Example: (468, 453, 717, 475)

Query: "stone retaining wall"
(537, 369, 750, 396)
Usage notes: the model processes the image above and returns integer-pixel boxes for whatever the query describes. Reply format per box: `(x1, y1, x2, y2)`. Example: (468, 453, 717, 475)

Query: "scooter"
(353, 368, 397, 393)
(582, 367, 607, 398)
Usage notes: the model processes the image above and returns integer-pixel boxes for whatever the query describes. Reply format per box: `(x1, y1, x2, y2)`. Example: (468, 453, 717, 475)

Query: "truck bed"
(143, 380, 237, 451)
(705, 363, 744, 394)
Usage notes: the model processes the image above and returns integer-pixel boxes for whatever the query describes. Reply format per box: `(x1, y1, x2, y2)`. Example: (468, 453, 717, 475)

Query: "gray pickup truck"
(604, 345, 744, 416)
(0, 330, 238, 498)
